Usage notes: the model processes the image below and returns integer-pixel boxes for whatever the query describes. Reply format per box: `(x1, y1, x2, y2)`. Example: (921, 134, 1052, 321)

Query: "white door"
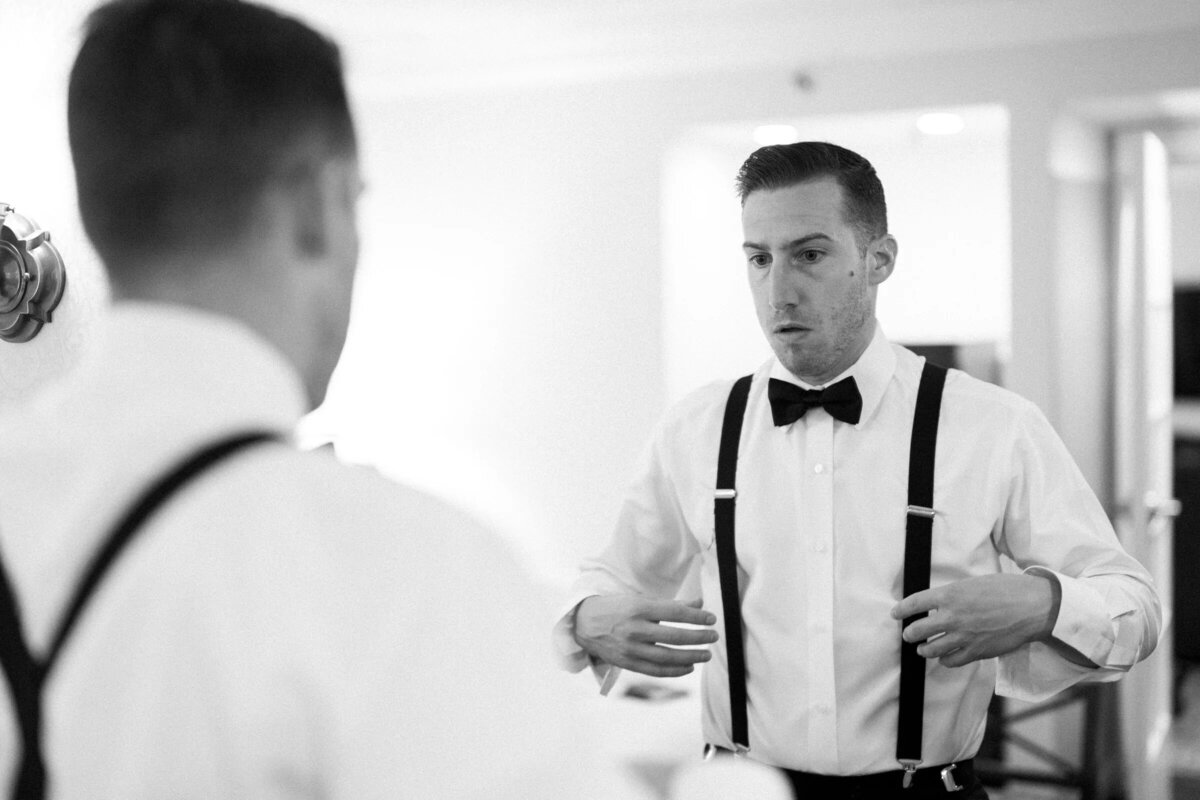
(1112, 129, 1177, 800)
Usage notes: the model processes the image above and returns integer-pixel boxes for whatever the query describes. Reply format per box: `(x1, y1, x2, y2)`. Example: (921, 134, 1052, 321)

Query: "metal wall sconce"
(0, 204, 67, 343)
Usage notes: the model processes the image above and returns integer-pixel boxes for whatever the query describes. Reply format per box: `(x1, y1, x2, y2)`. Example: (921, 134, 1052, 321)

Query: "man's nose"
(768, 261, 801, 310)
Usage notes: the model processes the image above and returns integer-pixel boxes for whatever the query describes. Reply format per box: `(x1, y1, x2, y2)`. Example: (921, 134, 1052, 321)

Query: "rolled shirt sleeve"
(996, 401, 1161, 701)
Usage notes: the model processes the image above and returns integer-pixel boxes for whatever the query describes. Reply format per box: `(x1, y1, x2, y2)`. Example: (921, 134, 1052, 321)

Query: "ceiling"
(282, 0, 1200, 97)
(18, 0, 1200, 98)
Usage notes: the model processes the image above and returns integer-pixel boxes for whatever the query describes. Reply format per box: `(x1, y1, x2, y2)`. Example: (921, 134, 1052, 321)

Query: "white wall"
(0, 1, 109, 406)
(309, 88, 672, 579)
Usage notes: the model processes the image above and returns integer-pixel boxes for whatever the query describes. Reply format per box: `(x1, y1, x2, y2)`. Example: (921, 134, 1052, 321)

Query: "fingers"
(623, 661, 698, 679)
(627, 641, 712, 668)
(937, 648, 977, 669)
(574, 594, 722, 680)
(901, 615, 943, 644)
(915, 631, 961, 658)
(902, 610, 971, 663)
(639, 598, 717, 627)
(612, 641, 713, 677)
(891, 587, 941, 621)
(631, 622, 720, 647)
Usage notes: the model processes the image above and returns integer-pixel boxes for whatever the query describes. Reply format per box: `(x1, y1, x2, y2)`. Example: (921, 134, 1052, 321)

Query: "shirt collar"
(80, 301, 308, 445)
(767, 322, 896, 429)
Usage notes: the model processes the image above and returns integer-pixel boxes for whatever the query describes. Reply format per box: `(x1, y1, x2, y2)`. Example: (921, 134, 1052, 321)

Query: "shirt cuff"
(997, 639, 1121, 702)
(552, 599, 592, 673)
(551, 595, 623, 695)
(1024, 566, 1133, 669)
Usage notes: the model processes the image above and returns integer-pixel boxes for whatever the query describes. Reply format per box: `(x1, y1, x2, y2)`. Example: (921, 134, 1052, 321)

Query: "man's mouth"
(773, 322, 811, 335)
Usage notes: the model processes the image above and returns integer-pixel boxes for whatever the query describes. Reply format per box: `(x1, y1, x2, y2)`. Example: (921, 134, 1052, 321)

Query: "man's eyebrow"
(742, 233, 835, 251)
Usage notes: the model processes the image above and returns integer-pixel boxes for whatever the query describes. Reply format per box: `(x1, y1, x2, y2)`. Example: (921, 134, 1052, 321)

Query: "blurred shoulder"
(207, 444, 523, 580)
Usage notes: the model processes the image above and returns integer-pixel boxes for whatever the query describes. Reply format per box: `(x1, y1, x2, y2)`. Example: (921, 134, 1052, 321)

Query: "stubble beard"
(773, 283, 874, 383)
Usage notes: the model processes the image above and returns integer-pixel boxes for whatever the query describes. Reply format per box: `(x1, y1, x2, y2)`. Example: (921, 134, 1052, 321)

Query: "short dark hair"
(735, 141, 887, 249)
(68, 0, 356, 269)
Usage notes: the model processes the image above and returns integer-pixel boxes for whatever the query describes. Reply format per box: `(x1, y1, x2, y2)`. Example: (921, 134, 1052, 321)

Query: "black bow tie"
(768, 376, 863, 426)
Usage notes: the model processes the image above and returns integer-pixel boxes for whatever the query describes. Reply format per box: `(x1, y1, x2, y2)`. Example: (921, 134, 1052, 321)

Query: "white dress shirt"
(558, 324, 1160, 775)
(0, 302, 621, 799)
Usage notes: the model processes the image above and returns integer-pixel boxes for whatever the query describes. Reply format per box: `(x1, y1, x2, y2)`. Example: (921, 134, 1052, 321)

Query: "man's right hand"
(572, 595, 719, 678)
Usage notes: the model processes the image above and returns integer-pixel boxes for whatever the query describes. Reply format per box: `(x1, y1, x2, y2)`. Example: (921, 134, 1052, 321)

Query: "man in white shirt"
(557, 142, 1161, 798)
(0, 1, 634, 798)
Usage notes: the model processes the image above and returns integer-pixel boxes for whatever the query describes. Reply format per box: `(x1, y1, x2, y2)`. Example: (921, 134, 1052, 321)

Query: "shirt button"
(812, 541, 827, 553)
(813, 463, 825, 474)
(816, 704, 833, 715)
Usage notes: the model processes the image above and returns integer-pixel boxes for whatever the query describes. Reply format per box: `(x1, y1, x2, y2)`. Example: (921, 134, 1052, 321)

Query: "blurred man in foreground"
(0, 0, 614, 796)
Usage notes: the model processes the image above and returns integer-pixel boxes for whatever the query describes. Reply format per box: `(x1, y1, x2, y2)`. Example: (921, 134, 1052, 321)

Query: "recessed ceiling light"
(753, 124, 799, 146)
(916, 112, 965, 136)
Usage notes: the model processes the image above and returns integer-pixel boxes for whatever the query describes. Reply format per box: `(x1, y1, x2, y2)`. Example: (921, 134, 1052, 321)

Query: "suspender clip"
(899, 759, 921, 789)
(715, 488, 737, 500)
(940, 763, 963, 791)
(906, 504, 936, 519)
(701, 742, 750, 761)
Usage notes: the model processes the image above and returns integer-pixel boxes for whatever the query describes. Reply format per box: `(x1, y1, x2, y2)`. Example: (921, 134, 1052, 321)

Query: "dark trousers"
(707, 747, 988, 800)
(782, 767, 988, 800)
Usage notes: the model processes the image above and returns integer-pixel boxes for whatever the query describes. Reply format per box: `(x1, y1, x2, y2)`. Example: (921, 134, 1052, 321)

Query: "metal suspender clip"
(905, 504, 936, 519)
(899, 759, 921, 788)
(715, 489, 737, 500)
(940, 763, 963, 791)
(702, 743, 750, 761)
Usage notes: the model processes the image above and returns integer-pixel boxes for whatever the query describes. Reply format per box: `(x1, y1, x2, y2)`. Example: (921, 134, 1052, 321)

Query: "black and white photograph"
(2, 1, 1198, 797)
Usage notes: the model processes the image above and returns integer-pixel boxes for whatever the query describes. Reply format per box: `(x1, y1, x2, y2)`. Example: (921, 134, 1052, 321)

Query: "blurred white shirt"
(0, 302, 633, 799)
(558, 324, 1160, 775)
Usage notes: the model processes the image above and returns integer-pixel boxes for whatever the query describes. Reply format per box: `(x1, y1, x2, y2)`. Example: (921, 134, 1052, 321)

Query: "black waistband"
(706, 747, 977, 798)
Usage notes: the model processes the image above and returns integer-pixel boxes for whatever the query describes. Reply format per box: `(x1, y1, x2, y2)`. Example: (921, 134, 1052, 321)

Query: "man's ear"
(293, 164, 328, 259)
(290, 157, 361, 261)
(277, 159, 341, 260)
(867, 235, 898, 286)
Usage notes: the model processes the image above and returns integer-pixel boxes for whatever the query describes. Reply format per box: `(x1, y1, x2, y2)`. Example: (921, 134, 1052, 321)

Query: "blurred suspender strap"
(0, 548, 42, 800)
(896, 361, 948, 786)
(0, 430, 280, 800)
(714, 374, 753, 752)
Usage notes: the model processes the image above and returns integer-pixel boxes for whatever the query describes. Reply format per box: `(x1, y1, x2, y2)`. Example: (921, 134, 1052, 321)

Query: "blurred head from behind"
(735, 142, 896, 384)
(68, 0, 362, 407)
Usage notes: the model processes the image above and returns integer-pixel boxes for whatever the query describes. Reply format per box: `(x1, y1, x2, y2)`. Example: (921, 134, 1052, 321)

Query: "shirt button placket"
(805, 414, 838, 770)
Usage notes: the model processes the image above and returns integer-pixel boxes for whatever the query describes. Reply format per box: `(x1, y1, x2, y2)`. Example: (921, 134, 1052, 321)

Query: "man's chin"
(771, 346, 826, 383)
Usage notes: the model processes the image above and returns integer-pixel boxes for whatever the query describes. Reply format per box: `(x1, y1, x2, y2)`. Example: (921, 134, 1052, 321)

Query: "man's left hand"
(890, 573, 1060, 668)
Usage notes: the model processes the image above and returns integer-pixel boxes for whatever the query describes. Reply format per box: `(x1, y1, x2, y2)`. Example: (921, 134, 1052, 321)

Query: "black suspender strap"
(0, 430, 280, 800)
(0, 549, 43, 800)
(896, 361, 948, 783)
(43, 431, 280, 671)
(714, 374, 753, 752)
